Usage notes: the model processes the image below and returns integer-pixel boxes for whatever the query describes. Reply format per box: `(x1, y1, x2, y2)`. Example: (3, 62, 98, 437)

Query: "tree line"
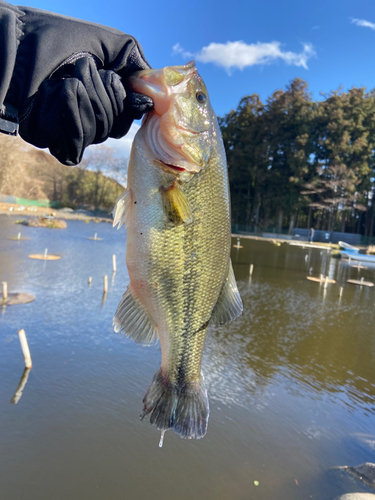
(0, 134, 126, 212)
(218, 78, 375, 239)
(62, 146, 127, 210)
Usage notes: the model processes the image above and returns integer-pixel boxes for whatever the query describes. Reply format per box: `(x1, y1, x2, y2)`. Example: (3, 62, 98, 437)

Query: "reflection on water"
(227, 239, 375, 414)
(206, 279, 375, 415)
(1, 218, 375, 500)
(10, 367, 31, 404)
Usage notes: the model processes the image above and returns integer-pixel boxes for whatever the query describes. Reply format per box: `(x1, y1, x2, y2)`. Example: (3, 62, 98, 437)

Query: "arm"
(0, 0, 153, 164)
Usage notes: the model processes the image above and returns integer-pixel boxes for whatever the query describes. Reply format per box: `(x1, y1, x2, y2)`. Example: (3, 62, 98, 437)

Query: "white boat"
(339, 241, 375, 263)
(341, 252, 375, 263)
(338, 241, 359, 253)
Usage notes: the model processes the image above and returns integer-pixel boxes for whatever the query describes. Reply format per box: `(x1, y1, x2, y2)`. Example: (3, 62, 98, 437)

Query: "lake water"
(1, 215, 375, 500)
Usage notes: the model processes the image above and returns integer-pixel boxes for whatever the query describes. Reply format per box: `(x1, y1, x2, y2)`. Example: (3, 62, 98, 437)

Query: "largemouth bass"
(113, 61, 242, 441)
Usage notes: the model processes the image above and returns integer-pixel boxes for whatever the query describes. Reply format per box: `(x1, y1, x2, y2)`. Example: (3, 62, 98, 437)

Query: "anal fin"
(112, 188, 133, 229)
(211, 260, 243, 326)
(113, 287, 158, 346)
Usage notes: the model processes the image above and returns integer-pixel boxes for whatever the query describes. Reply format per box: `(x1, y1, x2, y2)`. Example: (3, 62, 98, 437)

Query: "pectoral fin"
(211, 260, 243, 326)
(161, 182, 192, 225)
(113, 287, 158, 346)
(112, 188, 133, 229)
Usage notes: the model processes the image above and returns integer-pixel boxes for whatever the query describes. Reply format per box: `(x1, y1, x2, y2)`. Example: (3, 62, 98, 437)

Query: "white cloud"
(173, 41, 315, 73)
(84, 123, 140, 186)
(87, 122, 140, 160)
(351, 18, 375, 30)
(172, 43, 194, 60)
(104, 122, 140, 159)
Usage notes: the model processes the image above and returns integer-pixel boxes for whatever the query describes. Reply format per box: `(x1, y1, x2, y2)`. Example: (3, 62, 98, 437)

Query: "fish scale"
(156, 159, 230, 383)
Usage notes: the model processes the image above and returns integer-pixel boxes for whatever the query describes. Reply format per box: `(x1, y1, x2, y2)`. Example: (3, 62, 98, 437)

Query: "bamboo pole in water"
(112, 254, 117, 273)
(103, 275, 108, 293)
(2, 281, 8, 301)
(18, 329, 32, 368)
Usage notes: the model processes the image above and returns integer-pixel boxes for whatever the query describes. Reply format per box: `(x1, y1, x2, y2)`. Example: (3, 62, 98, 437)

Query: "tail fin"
(140, 368, 209, 439)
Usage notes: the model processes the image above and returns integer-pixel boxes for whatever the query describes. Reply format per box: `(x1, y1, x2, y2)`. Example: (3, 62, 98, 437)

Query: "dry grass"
(0, 134, 67, 200)
(17, 217, 67, 229)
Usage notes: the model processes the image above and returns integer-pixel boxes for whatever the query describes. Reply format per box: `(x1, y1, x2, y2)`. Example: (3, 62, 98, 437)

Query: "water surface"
(1, 216, 375, 499)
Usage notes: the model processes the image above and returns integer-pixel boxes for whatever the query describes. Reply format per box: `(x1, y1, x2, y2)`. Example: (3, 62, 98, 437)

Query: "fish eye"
(196, 91, 207, 104)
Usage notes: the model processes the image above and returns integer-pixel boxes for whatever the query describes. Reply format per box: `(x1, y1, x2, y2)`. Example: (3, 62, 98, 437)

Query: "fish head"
(128, 61, 214, 177)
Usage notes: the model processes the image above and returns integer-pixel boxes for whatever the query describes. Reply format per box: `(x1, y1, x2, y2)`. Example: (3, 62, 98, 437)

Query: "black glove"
(0, 1, 153, 165)
(19, 56, 153, 165)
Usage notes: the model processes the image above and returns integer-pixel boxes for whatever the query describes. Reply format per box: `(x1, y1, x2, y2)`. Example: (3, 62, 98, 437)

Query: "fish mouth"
(127, 63, 196, 116)
(128, 68, 169, 115)
(128, 68, 165, 95)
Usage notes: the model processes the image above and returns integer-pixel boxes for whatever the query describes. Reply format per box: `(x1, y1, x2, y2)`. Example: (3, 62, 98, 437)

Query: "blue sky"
(8, 0, 375, 158)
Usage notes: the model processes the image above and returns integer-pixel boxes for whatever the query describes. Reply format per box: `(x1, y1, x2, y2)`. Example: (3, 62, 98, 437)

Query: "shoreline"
(0, 202, 112, 223)
(0, 203, 357, 249)
(231, 232, 340, 249)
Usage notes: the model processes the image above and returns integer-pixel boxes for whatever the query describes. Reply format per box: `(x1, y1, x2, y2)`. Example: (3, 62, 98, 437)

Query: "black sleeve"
(0, 1, 23, 132)
(0, 0, 153, 164)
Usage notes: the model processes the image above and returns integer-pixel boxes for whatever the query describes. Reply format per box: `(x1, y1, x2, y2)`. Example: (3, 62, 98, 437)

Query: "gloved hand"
(0, 2, 153, 165)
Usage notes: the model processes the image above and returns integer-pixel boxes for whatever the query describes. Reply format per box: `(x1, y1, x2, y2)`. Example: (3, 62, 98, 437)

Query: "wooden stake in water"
(112, 254, 117, 273)
(103, 275, 108, 293)
(324, 276, 329, 289)
(94, 233, 97, 240)
(44, 248, 48, 259)
(17, 232, 21, 240)
(249, 264, 254, 276)
(18, 329, 32, 368)
(2, 281, 8, 301)
(88, 277, 92, 286)
(233, 237, 243, 249)
(339, 287, 343, 298)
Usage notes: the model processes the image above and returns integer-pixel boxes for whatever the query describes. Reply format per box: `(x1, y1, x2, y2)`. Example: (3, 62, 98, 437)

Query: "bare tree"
(301, 164, 363, 231)
(79, 145, 127, 209)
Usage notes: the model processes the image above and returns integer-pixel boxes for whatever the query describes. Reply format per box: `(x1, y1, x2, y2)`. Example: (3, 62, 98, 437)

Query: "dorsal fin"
(211, 260, 243, 326)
